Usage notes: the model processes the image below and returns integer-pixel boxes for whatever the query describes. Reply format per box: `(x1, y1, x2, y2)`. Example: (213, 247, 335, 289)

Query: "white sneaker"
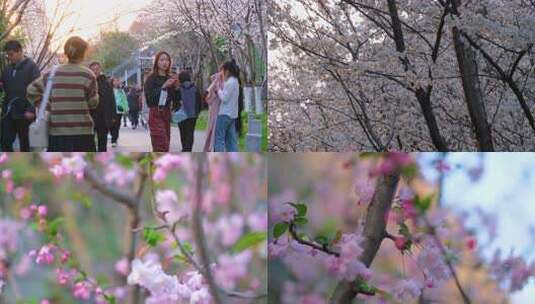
(112, 143, 118, 148)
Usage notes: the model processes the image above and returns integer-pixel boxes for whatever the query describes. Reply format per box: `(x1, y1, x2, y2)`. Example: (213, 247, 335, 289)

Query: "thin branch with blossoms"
(192, 154, 224, 304)
(330, 169, 402, 303)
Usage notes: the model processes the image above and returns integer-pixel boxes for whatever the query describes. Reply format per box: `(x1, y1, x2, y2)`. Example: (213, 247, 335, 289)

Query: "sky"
(44, 0, 152, 44)
(419, 153, 535, 303)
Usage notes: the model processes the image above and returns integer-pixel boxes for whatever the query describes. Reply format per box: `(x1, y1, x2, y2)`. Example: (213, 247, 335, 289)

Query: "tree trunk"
(386, 0, 449, 151)
(451, 0, 494, 151)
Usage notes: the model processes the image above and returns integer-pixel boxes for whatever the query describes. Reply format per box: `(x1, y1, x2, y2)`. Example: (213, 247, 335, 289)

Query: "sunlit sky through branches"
(44, 0, 151, 46)
(419, 153, 535, 303)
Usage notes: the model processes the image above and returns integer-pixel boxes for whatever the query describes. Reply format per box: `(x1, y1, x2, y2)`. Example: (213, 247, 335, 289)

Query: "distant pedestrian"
(111, 78, 128, 148)
(176, 70, 201, 152)
(89, 61, 116, 152)
(127, 85, 142, 129)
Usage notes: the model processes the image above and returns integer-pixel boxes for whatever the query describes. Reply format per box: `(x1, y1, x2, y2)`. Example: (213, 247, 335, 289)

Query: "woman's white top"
(217, 76, 239, 119)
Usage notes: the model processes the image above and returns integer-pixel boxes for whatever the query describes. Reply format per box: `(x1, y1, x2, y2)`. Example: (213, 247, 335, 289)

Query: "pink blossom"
(60, 250, 70, 263)
(73, 281, 92, 300)
(0, 153, 7, 164)
(1, 170, 12, 179)
(416, 240, 450, 285)
(269, 239, 290, 258)
(247, 212, 268, 231)
(466, 238, 477, 250)
(55, 268, 72, 285)
(115, 257, 130, 276)
(20, 207, 32, 220)
(156, 190, 186, 223)
(5, 180, 14, 193)
(393, 279, 422, 301)
(214, 250, 252, 289)
(153, 154, 188, 182)
(214, 183, 231, 205)
(35, 245, 55, 265)
(355, 179, 375, 205)
(434, 159, 451, 173)
(13, 187, 27, 200)
(40, 300, 50, 304)
(216, 214, 244, 246)
(50, 155, 86, 180)
(273, 204, 296, 223)
(104, 163, 136, 186)
(37, 205, 48, 217)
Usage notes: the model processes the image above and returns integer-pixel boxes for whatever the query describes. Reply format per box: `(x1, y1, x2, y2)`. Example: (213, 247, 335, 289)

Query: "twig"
(424, 217, 471, 304)
(191, 154, 224, 304)
(330, 170, 401, 303)
(84, 167, 137, 210)
(128, 160, 148, 304)
(288, 222, 340, 257)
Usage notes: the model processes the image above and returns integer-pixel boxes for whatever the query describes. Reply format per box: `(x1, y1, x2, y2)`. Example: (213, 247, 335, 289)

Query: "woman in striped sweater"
(27, 36, 99, 152)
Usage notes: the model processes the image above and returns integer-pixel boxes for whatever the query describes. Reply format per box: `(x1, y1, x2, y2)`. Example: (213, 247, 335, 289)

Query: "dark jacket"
(1, 57, 40, 119)
(91, 74, 116, 129)
(127, 89, 141, 112)
(144, 74, 177, 108)
(177, 81, 201, 118)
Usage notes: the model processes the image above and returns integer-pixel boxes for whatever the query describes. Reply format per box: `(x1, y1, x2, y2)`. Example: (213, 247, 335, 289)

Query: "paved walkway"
(109, 122, 207, 152)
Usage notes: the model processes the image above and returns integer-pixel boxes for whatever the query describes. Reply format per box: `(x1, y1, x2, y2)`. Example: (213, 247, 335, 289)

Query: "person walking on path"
(203, 72, 223, 152)
(111, 78, 128, 148)
(144, 51, 177, 152)
(0, 40, 41, 151)
(214, 61, 242, 152)
(27, 36, 98, 152)
(89, 61, 116, 152)
(176, 70, 201, 152)
(127, 85, 142, 129)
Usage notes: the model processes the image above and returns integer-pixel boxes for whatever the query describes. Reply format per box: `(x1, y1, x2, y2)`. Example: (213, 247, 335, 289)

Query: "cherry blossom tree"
(268, 152, 535, 303)
(269, 0, 535, 152)
(0, 153, 267, 304)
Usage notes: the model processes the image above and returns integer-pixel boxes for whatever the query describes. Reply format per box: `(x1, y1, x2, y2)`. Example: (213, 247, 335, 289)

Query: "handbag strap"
(37, 65, 60, 121)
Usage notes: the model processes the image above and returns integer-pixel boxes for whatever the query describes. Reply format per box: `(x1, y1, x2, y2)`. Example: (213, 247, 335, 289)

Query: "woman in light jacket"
(214, 61, 242, 152)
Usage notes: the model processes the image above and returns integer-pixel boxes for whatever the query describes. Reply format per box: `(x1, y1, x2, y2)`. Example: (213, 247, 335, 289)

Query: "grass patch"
(195, 110, 209, 131)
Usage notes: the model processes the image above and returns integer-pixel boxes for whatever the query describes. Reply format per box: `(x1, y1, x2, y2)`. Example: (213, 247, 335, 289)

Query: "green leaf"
(232, 231, 267, 253)
(314, 235, 329, 245)
(46, 217, 65, 237)
(398, 223, 410, 238)
(104, 294, 117, 304)
(115, 154, 134, 168)
(293, 217, 308, 225)
(288, 203, 307, 217)
(143, 228, 165, 247)
(181, 241, 194, 256)
(273, 222, 289, 239)
(414, 194, 434, 213)
(401, 164, 418, 179)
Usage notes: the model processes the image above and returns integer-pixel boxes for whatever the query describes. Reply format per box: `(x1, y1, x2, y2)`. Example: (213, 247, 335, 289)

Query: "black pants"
(123, 114, 128, 126)
(111, 114, 122, 144)
(48, 134, 96, 152)
(95, 126, 111, 152)
(179, 118, 197, 152)
(1, 116, 30, 152)
(129, 110, 139, 128)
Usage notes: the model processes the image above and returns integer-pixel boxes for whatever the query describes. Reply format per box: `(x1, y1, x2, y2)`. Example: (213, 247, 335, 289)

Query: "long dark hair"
(151, 51, 172, 77)
(221, 60, 244, 136)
